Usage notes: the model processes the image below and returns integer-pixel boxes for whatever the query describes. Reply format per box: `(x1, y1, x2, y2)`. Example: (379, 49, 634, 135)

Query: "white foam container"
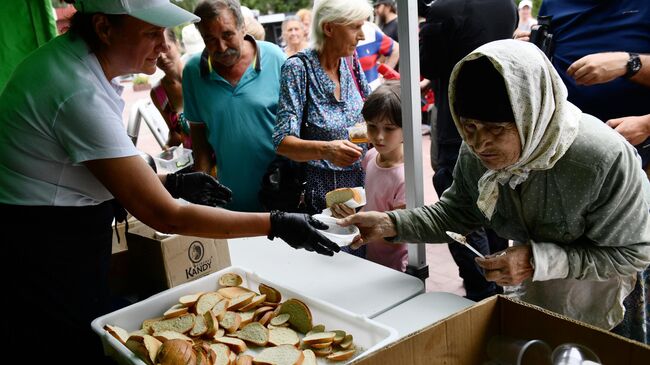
(92, 265, 398, 365)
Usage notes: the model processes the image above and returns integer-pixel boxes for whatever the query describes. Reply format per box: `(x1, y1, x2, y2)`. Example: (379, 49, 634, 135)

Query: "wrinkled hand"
(325, 140, 363, 167)
(567, 52, 628, 86)
(330, 203, 356, 218)
(268, 211, 341, 256)
(513, 30, 530, 42)
(338, 211, 397, 250)
(164, 172, 232, 207)
(607, 115, 650, 146)
(475, 245, 534, 286)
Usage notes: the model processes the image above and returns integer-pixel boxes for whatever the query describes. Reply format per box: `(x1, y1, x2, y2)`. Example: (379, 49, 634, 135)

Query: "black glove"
(164, 172, 232, 207)
(268, 211, 341, 256)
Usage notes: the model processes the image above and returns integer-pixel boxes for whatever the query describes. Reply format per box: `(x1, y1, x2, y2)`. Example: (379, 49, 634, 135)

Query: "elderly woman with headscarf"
(340, 39, 650, 342)
(272, 0, 372, 214)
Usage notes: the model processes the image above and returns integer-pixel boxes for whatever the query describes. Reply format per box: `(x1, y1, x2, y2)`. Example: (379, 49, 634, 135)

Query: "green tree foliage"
(173, 0, 313, 15)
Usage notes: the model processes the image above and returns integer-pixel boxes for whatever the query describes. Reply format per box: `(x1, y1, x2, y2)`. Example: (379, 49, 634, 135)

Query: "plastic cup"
(551, 343, 601, 365)
(347, 124, 368, 144)
(487, 335, 552, 365)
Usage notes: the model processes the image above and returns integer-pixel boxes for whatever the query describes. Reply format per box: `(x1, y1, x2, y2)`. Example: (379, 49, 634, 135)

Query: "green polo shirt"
(183, 36, 286, 212)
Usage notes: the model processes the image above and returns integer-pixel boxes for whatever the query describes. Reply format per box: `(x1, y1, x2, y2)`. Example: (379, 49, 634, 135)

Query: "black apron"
(1, 201, 120, 364)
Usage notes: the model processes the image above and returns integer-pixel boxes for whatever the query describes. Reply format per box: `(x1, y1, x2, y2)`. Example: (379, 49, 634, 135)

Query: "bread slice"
(104, 324, 129, 345)
(253, 345, 304, 365)
(204, 310, 220, 338)
(152, 330, 194, 344)
(179, 292, 204, 307)
(302, 350, 317, 365)
(236, 354, 254, 365)
(331, 330, 346, 344)
(215, 336, 248, 354)
(219, 311, 242, 334)
(219, 272, 244, 287)
(339, 334, 354, 349)
(258, 283, 282, 303)
(151, 313, 196, 334)
(227, 292, 256, 311)
(325, 187, 362, 207)
(125, 335, 162, 365)
(312, 346, 332, 357)
(209, 343, 231, 365)
(309, 341, 332, 349)
(279, 299, 313, 334)
(257, 311, 276, 327)
(163, 303, 190, 319)
(302, 332, 336, 345)
(238, 294, 267, 312)
(142, 316, 164, 334)
(195, 349, 209, 365)
(230, 350, 237, 365)
(239, 310, 256, 326)
(218, 286, 254, 299)
(196, 292, 224, 315)
(269, 313, 290, 327)
(235, 322, 269, 347)
(305, 324, 324, 337)
(212, 298, 231, 320)
(327, 349, 356, 361)
(195, 343, 217, 365)
(156, 338, 196, 365)
(189, 314, 207, 337)
(268, 327, 300, 347)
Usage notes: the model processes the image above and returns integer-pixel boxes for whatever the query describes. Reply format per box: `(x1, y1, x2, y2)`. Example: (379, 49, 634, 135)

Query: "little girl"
(332, 81, 407, 271)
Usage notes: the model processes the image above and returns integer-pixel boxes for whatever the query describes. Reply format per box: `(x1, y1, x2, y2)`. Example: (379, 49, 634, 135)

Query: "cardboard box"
(126, 224, 231, 298)
(352, 295, 650, 364)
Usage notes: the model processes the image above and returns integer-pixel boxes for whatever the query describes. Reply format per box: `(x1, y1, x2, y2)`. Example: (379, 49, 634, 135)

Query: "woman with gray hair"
(281, 15, 308, 57)
(272, 0, 373, 217)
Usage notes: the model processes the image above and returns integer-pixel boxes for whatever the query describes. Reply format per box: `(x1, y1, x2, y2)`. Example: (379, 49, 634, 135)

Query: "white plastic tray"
(92, 265, 398, 365)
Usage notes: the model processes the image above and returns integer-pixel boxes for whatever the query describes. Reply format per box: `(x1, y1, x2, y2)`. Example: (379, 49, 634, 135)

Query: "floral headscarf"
(449, 40, 582, 220)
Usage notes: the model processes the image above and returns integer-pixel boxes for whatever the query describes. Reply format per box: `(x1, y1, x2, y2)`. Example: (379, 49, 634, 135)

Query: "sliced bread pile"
(105, 272, 358, 365)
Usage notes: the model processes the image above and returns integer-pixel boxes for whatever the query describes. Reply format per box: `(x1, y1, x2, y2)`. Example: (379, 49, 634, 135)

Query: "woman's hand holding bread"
(268, 211, 341, 256)
(338, 211, 397, 249)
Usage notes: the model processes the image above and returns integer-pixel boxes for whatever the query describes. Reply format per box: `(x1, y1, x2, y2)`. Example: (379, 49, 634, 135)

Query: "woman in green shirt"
(341, 39, 650, 343)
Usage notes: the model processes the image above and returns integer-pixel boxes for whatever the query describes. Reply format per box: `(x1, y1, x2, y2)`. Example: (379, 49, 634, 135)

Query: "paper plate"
(312, 214, 360, 247)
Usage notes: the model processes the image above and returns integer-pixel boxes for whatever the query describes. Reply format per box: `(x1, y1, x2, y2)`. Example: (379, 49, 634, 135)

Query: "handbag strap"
(288, 53, 311, 137)
(346, 52, 366, 101)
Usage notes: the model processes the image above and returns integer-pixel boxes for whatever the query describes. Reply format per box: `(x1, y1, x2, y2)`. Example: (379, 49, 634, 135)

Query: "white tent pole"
(395, 0, 429, 279)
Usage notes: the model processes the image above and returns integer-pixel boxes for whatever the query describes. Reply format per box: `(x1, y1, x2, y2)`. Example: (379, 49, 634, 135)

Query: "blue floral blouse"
(272, 48, 372, 171)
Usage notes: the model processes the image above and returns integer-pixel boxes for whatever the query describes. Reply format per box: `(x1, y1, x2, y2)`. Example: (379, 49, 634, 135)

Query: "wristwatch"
(624, 52, 642, 78)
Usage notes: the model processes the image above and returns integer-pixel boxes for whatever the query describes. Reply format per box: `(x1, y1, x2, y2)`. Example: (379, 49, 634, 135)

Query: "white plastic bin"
(92, 265, 398, 365)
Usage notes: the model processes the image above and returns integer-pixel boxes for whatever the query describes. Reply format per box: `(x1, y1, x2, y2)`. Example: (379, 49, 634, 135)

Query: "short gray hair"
(311, 0, 373, 51)
(282, 15, 304, 33)
(194, 0, 244, 29)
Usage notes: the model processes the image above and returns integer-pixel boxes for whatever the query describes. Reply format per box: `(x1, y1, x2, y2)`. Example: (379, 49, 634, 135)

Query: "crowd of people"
(0, 0, 648, 362)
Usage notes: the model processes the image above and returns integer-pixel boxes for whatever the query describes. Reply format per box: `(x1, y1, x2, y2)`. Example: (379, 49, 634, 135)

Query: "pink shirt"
(362, 148, 408, 271)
